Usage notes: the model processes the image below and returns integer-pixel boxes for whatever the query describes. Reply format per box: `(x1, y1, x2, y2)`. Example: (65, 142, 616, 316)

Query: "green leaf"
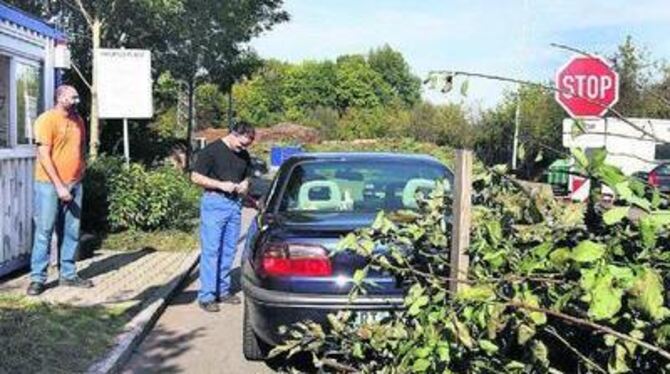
(608, 343, 630, 374)
(479, 339, 499, 355)
(517, 144, 526, 163)
(603, 207, 630, 225)
(414, 346, 432, 358)
(591, 147, 607, 168)
(531, 242, 553, 258)
(482, 250, 506, 269)
(353, 268, 367, 285)
(607, 265, 635, 289)
(535, 150, 544, 163)
(486, 221, 503, 245)
(588, 274, 624, 320)
(629, 267, 669, 321)
(519, 291, 547, 325)
(436, 343, 450, 362)
(352, 342, 364, 358)
(450, 319, 474, 348)
(517, 324, 535, 345)
(649, 211, 670, 226)
(531, 340, 549, 366)
(412, 358, 431, 372)
(408, 295, 429, 316)
(655, 325, 670, 346)
(457, 285, 496, 301)
(460, 79, 469, 97)
(571, 240, 606, 263)
(572, 120, 586, 137)
(571, 148, 589, 170)
(549, 247, 572, 266)
(639, 217, 658, 250)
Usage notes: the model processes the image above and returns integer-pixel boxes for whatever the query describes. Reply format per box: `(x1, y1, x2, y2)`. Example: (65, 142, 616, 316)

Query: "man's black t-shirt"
(193, 140, 251, 189)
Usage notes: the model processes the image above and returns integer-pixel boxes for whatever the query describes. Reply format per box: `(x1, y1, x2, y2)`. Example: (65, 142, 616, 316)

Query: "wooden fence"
(0, 150, 35, 277)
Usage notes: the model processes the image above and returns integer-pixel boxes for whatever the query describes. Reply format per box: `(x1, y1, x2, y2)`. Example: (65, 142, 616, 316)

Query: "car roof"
(283, 152, 446, 166)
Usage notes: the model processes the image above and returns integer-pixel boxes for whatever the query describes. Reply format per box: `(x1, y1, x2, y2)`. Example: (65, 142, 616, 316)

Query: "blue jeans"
(30, 181, 83, 283)
(198, 192, 242, 303)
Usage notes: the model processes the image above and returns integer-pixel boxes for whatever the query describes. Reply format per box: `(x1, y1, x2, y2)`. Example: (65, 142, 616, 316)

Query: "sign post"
(96, 48, 153, 165)
(555, 56, 619, 118)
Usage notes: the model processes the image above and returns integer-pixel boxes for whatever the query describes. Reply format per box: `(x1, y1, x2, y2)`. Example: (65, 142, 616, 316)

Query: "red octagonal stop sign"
(555, 56, 619, 118)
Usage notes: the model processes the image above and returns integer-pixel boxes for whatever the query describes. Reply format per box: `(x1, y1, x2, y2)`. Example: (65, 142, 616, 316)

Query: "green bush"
(274, 149, 670, 373)
(108, 164, 199, 231)
(82, 155, 125, 232)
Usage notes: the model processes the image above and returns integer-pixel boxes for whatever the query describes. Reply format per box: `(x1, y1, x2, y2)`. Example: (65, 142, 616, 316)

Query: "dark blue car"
(241, 152, 453, 360)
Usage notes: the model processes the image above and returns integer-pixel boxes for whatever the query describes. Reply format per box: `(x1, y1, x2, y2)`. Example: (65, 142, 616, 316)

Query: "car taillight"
(260, 243, 332, 277)
(649, 170, 660, 187)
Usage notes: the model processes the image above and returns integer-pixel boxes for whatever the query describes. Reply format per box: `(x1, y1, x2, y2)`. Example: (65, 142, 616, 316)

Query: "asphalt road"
(123, 208, 276, 374)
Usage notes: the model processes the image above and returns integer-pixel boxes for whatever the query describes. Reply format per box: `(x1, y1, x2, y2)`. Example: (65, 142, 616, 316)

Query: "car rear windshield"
(277, 159, 451, 213)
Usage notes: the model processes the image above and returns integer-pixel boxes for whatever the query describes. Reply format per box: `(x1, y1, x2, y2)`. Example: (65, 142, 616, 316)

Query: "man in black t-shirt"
(191, 121, 255, 312)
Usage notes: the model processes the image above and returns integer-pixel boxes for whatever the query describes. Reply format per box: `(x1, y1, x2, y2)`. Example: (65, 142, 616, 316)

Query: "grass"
(99, 228, 199, 252)
(0, 295, 127, 373)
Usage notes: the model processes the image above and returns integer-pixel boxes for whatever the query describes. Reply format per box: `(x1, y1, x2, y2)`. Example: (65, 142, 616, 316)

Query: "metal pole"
(123, 118, 130, 166)
(511, 0, 530, 171)
(512, 100, 521, 170)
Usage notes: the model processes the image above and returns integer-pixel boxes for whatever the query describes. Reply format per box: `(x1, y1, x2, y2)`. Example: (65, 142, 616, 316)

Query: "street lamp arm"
(426, 70, 662, 143)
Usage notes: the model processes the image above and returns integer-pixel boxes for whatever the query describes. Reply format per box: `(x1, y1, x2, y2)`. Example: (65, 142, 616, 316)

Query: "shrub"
(108, 164, 199, 231)
(82, 155, 125, 233)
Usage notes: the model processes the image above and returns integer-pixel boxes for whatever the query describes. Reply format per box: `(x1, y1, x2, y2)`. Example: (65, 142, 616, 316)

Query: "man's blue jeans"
(198, 192, 242, 303)
(30, 181, 83, 283)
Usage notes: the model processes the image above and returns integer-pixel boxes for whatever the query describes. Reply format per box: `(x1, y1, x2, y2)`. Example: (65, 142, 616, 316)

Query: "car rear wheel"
(243, 299, 268, 361)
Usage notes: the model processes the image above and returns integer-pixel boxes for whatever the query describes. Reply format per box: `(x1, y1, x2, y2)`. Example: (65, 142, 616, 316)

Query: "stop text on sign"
(555, 56, 619, 118)
(560, 75, 614, 100)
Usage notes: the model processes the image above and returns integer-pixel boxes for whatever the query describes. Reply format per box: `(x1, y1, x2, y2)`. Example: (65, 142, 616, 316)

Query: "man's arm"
(191, 172, 237, 193)
(37, 144, 72, 201)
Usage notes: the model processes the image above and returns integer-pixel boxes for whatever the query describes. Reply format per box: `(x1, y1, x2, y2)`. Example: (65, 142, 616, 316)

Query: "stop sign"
(555, 56, 619, 118)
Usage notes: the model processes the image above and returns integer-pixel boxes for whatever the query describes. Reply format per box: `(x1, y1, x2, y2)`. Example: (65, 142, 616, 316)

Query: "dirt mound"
(194, 123, 320, 145)
(256, 123, 320, 144)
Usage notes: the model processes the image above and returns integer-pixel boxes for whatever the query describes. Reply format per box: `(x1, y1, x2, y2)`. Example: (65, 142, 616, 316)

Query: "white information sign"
(96, 49, 153, 119)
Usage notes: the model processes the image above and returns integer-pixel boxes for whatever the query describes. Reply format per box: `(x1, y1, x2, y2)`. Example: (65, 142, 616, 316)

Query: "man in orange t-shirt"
(27, 85, 93, 296)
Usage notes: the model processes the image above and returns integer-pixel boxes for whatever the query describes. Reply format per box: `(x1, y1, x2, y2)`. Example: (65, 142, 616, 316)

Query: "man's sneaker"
(59, 276, 94, 288)
(26, 282, 45, 296)
(199, 300, 220, 312)
(220, 294, 241, 305)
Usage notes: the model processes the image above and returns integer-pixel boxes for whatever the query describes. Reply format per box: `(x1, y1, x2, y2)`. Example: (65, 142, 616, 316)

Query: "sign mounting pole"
(123, 118, 129, 166)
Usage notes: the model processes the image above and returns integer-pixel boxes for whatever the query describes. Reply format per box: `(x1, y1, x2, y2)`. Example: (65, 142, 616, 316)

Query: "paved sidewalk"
(0, 249, 198, 308)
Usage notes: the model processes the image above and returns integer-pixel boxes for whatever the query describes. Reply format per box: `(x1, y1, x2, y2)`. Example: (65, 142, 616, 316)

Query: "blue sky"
(251, 0, 670, 109)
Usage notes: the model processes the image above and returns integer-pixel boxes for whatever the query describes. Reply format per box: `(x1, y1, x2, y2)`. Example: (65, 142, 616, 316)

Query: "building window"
(16, 62, 43, 145)
(0, 55, 9, 148)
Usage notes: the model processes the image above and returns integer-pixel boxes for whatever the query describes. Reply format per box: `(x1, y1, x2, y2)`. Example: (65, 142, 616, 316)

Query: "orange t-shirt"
(34, 109, 86, 183)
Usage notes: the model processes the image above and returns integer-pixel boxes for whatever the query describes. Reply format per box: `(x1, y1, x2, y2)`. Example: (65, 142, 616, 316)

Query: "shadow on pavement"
(78, 247, 156, 280)
(170, 266, 241, 306)
(123, 326, 208, 374)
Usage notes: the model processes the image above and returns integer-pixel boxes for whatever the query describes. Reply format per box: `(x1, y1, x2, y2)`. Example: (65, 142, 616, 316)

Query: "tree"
(283, 61, 338, 121)
(610, 36, 649, 117)
(7, 0, 185, 158)
(335, 55, 393, 112)
(368, 45, 422, 107)
(157, 0, 288, 165)
(475, 84, 564, 178)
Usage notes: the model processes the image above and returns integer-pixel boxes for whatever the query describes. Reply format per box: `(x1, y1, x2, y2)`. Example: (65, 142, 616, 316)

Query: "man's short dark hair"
(230, 120, 255, 137)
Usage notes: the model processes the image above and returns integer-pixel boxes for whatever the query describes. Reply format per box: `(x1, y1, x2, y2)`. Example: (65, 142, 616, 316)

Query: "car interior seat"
(402, 178, 437, 209)
(297, 180, 343, 211)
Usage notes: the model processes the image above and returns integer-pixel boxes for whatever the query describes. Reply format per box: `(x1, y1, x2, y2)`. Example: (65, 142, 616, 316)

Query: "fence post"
(450, 149, 473, 293)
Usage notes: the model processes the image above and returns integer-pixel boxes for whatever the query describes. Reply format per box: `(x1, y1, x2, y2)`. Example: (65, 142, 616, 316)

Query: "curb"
(86, 251, 200, 374)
